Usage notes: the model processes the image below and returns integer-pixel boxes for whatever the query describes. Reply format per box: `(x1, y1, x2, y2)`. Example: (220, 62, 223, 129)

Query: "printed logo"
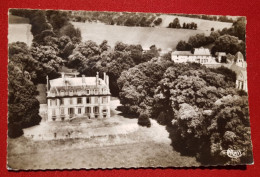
(222, 148, 243, 159)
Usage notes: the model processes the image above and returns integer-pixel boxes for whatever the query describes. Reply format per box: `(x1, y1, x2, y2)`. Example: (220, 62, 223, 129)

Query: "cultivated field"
(7, 98, 200, 169)
(73, 22, 211, 50)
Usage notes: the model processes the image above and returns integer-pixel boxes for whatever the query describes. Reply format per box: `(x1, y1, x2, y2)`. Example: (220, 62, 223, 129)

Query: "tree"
(30, 10, 52, 36)
(176, 40, 192, 51)
(182, 22, 186, 29)
(232, 17, 246, 41)
(59, 24, 82, 42)
(212, 34, 244, 55)
(118, 59, 173, 115)
(9, 42, 43, 84)
(138, 112, 151, 127)
(172, 18, 180, 28)
(207, 95, 253, 165)
(8, 62, 42, 138)
(30, 44, 63, 81)
(154, 18, 162, 26)
(211, 27, 215, 31)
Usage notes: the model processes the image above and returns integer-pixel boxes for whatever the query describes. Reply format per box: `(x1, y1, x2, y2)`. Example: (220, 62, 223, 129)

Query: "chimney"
(106, 75, 109, 87)
(96, 72, 99, 86)
(61, 72, 65, 79)
(103, 72, 106, 83)
(46, 75, 49, 91)
(82, 75, 85, 83)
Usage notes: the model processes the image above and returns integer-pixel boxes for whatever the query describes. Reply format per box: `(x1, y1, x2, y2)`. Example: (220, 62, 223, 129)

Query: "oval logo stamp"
(226, 148, 243, 159)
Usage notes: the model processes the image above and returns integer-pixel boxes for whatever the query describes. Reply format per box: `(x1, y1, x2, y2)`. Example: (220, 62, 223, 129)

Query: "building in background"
(230, 52, 248, 92)
(171, 47, 217, 64)
(46, 72, 111, 121)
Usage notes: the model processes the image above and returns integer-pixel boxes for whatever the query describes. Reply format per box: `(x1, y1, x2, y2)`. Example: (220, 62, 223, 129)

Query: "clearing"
(7, 98, 200, 170)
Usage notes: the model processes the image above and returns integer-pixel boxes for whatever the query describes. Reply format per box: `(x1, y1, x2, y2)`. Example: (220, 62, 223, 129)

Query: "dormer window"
(60, 90, 65, 96)
(77, 89, 82, 96)
(94, 89, 98, 95)
(86, 89, 90, 95)
(69, 90, 74, 96)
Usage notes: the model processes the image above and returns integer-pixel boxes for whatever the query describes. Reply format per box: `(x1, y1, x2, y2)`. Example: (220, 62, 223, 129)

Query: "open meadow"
(73, 22, 211, 50)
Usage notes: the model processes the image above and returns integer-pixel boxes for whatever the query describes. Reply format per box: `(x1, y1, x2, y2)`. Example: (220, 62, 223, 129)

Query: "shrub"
(8, 123, 24, 138)
(138, 113, 151, 127)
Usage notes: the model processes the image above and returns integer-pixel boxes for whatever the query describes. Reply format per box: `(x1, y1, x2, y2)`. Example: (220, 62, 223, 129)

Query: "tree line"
(173, 14, 235, 23)
(168, 18, 197, 30)
(70, 11, 163, 27)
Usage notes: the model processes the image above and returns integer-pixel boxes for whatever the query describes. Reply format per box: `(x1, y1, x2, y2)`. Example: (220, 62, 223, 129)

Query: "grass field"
(8, 14, 33, 46)
(8, 14, 29, 24)
(73, 22, 211, 50)
(7, 98, 200, 170)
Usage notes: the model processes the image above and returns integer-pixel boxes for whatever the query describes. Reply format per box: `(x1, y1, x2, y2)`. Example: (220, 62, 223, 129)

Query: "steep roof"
(194, 48, 211, 56)
(235, 51, 244, 61)
(49, 77, 106, 88)
(172, 51, 193, 56)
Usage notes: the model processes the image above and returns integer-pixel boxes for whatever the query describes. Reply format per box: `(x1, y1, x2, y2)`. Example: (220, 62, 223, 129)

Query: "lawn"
(7, 98, 200, 170)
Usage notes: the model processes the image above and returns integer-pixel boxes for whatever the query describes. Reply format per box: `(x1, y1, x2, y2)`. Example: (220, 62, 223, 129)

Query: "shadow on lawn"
(116, 106, 138, 119)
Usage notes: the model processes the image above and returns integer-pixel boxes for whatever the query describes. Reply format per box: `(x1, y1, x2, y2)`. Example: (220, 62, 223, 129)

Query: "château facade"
(46, 72, 111, 121)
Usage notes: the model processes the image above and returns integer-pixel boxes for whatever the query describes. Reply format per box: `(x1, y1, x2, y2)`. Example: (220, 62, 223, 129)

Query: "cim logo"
(223, 148, 243, 159)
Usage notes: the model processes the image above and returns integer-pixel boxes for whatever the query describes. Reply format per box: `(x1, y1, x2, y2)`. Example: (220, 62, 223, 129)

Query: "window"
(50, 99, 56, 106)
(95, 97, 99, 104)
(77, 97, 82, 104)
(102, 109, 107, 113)
(68, 108, 74, 115)
(102, 97, 107, 104)
(94, 89, 98, 95)
(94, 106, 99, 113)
(60, 98, 64, 105)
(60, 90, 65, 96)
(85, 107, 91, 113)
(78, 108, 81, 114)
(60, 108, 64, 115)
(70, 98, 73, 105)
(86, 97, 91, 104)
(86, 89, 90, 95)
(69, 90, 74, 96)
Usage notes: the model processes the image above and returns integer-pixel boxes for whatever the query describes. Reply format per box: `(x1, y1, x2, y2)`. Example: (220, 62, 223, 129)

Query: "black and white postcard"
(7, 9, 253, 169)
